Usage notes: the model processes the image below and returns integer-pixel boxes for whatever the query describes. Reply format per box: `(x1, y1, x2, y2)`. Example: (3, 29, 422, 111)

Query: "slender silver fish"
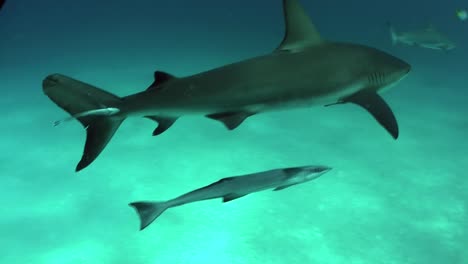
(129, 165, 331, 230)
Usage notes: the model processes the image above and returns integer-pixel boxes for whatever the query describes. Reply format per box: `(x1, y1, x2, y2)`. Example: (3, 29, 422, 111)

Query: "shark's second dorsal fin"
(146, 71, 176, 91)
(277, 0, 323, 51)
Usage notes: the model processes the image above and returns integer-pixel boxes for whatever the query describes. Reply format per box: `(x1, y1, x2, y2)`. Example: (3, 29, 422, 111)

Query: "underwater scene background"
(0, 0, 467, 263)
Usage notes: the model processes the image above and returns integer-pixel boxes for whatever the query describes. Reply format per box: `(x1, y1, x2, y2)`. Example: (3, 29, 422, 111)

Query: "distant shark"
(388, 22, 456, 51)
(0, 0, 5, 11)
(43, 0, 411, 172)
(129, 165, 331, 230)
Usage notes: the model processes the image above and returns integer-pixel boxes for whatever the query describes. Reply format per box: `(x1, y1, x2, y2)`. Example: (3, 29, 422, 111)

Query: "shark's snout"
(393, 58, 411, 80)
(394, 56, 411, 75)
(43, 74, 62, 88)
(312, 165, 332, 173)
(404, 62, 411, 74)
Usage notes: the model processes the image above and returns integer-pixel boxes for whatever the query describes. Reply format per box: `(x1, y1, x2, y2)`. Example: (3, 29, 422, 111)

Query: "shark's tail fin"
(387, 22, 398, 45)
(42, 74, 125, 172)
(129, 201, 169, 230)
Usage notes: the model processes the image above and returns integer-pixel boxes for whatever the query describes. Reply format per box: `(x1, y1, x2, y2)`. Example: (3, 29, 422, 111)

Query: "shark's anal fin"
(344, 90, 399, 139)
(206, 111, 255, 130)
(273, 183, 300, 191)
(145, 116, 178, 136)
(146, 71, 176, 91)
(222, 193, 247, 203)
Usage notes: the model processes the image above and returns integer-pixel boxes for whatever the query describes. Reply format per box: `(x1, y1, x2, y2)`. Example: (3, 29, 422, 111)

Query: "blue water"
(1, 0, 467, 263)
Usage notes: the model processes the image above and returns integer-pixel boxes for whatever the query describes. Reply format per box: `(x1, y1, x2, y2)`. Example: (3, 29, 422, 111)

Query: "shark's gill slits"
(379, 72, 385, 85)
(368, 72, 386, 86)
(368, 73, 376, 86)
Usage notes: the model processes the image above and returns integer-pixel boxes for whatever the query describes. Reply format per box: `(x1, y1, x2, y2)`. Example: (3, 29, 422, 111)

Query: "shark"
(388, 22, 456, 51)
(129, 165, 331, 230)
(0, 0, 5, 11)
(43, 0, 411, 172)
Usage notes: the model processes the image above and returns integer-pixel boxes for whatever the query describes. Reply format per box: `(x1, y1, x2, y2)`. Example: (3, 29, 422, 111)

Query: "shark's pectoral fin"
(145, 116, 178, 136)
(273, 183, 300, 191)
(344, 90, 399, 139)
(146, 71, 177, 91)
(206, 111, 255, 130)
(222, 193, 247, 203)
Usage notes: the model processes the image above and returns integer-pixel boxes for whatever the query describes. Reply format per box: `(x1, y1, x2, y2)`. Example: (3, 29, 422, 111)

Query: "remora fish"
(388, 22, 455, 51)
(43, 0, 411, 172)
(129, 165, 331, 230)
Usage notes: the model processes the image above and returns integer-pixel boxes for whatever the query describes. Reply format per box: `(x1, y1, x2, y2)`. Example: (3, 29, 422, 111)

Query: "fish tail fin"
(387, 22, 398, 45)
(42, 74, 125, 172)
(129, 201, 169, 230)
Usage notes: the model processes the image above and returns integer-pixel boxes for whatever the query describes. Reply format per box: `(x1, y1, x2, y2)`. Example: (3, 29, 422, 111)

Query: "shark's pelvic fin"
(145, 116, 178, 136)
(344, 90, 399, 139)
(43, 74, 125, 172)
(223, 193, 247, 203)
(277, 0, 323, 51)
(206, 111, 255, 130)
(146, 71, 177, 91)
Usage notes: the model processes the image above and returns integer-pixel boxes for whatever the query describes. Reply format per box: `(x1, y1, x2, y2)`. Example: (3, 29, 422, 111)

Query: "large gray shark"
(0, 0, 5, 11)
(129, 165, 331, 230)
(388, 22, 456, 51)
(43, 0, 411, 172)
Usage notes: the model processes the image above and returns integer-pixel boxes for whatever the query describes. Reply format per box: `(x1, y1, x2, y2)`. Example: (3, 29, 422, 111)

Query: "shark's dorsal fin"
(146, 71, 176, 91)
(217, 176, 236, 183)
(277, 0, 323, 51)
